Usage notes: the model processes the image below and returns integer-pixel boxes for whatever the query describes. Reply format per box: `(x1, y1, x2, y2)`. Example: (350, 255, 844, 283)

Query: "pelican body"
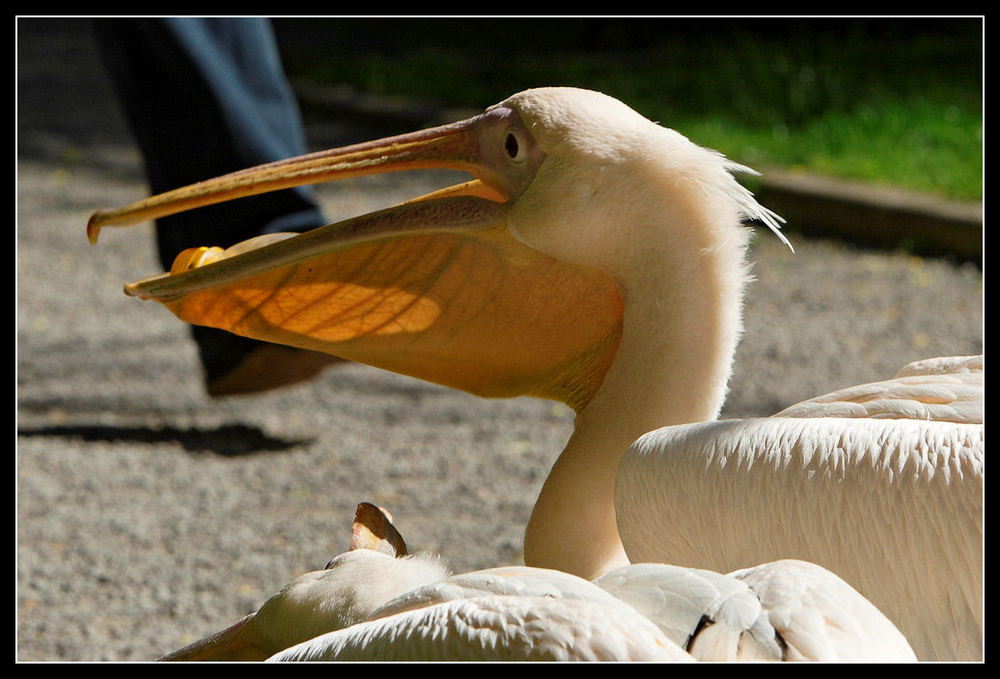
(618, 358, 983, 661)
(164, 504, 914, 662)
(88, 87, 982, 660)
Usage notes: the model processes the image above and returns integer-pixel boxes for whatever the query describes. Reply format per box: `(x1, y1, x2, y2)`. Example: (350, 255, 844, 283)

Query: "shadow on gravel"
(18, 423, 312, 456)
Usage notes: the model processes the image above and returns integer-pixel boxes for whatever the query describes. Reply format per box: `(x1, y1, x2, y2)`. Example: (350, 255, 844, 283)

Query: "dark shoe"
(206, 342, 345, 397)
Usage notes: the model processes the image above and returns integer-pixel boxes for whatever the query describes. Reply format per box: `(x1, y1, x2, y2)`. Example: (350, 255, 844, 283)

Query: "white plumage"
(775, 354, 982, 422)
(597, 559, 916, 661)
(617, 357, 982, 660)
(270, 586, 690, 662)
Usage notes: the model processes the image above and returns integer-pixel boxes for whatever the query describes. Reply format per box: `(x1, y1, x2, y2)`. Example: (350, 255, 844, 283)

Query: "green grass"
(281, 19, 982, 201)
(679, 100, 982, 200)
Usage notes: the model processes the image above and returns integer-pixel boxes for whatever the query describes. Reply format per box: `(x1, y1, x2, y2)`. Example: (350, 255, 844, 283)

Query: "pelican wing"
(593, 562, 781, 660)
(268, 595, 693, 662)
(729, 560, 916, 661)
(775, 355, 983, 423)
(367, 565, 625, 621)
(617, 416, 983, 661)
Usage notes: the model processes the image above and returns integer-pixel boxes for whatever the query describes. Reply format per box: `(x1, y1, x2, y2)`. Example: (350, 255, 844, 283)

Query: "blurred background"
(17, 16, 982, 661)
(272, 17, 984, 258)
(274, 17, 982, 202)
(20, 17, 983, 255)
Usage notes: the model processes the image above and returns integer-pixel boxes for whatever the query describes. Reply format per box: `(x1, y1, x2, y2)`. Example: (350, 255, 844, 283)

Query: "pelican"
(164, 503, 914, 661)
(87, 87, 983, 660)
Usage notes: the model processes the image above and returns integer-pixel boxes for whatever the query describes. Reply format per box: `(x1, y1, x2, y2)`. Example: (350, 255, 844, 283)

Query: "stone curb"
(753, 170, 982, 262)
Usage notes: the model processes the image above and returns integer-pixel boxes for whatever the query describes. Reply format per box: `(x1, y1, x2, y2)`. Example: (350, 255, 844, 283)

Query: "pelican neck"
(524, 204, 752, 579)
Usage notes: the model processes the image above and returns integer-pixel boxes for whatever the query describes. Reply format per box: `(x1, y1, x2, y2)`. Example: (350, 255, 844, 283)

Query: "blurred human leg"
(94, 17, 340, 395)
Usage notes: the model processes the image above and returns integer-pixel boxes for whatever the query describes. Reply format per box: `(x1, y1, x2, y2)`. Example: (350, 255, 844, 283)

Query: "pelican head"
(503, 89, 788, 274)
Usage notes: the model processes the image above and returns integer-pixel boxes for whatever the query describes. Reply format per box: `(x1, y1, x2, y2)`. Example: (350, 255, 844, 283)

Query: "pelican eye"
(504, 128, 527, 163)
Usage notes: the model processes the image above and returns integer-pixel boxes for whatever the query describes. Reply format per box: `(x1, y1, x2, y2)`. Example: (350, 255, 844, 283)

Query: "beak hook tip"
(86, 211, 105, 244)
(123, 281, 148, 299)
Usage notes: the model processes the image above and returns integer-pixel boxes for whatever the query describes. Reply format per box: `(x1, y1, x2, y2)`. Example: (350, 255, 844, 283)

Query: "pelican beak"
(87, 101, 622, 411)
(159, 613, 272, 662)
(87, 105, 538, 246)
(87, 104, 548, 306)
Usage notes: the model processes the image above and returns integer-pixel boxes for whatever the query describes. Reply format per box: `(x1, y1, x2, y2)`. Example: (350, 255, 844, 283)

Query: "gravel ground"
(16, 21, 983, 662)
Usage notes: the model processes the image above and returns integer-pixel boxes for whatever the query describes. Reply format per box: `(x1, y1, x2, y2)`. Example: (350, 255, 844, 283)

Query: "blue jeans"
(94, 18, 327, 383)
